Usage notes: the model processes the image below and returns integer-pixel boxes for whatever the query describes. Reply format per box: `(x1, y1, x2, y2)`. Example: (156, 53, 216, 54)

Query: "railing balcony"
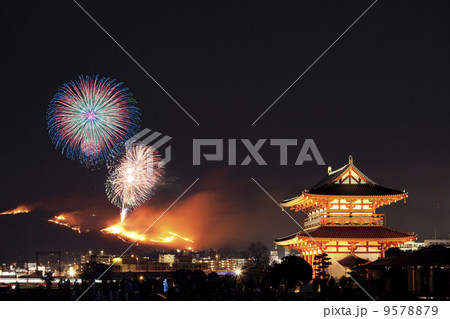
(320, 213, 384, 226)
(303, 213, 384, 229)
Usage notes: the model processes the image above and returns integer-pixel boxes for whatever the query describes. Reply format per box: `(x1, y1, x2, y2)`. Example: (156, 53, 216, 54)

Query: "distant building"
(173, 262, 208, 271)
(77, 250, 247, 274)
(97, 254, 113, 264)
(217, 258, 245, 271)
(269, 250, 280, 264)
(159, 254, 175, 265)
(24, 263, 36, 271)
(94, 254, 112, 264)
(80, 251, 113, 265)
(194, 258, 216, 271)
(399, 241, 424, 251)
(425, 239, 450, 248)
(192, 257, 245, 272)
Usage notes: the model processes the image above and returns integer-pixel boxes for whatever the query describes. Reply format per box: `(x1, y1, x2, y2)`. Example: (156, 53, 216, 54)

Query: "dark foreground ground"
(0, 277, 447, 301)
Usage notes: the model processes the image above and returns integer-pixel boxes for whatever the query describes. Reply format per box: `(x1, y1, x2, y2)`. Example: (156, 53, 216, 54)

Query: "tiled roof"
(274, 232, 298, 242)
(311, 163, 351, 189)
(275, 226, 415, 242)
(337, 255, 364, 268)
(281, 158, 406, 202)
(307, 184, 405, 196)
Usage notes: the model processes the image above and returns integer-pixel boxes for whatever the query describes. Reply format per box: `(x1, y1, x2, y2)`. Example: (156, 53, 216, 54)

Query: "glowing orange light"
(0, 205, 31, 215)
(48, 215, 81, 233)
(101, 223, 194, 248)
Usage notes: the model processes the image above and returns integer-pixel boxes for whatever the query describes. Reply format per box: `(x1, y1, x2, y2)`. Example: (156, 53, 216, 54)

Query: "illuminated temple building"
(275, 156, 416, 277)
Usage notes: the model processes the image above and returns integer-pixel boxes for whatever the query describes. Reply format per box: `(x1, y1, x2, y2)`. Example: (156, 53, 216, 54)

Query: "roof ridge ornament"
(349, 155, 353, 165)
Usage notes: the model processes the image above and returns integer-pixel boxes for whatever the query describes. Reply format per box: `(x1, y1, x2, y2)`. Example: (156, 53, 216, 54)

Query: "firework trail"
(120, 208, 129, 224)
(47, 75, 140, 165)
(106, 144, 163, 223)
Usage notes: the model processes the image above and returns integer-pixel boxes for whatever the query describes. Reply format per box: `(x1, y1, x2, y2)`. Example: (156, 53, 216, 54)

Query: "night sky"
(1, 0, 449, 262)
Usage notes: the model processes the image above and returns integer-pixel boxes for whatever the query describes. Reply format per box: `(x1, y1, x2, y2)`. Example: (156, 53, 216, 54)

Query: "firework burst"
(106, 144, 163, 222)
(47, 75, 140, 165)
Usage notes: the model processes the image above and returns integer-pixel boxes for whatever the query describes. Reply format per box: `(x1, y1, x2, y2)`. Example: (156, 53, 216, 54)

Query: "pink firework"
(47, 75, 140, 165)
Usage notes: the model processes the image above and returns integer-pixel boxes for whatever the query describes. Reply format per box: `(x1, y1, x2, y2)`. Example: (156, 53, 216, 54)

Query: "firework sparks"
(47, 75, 140, 165)
(106, 144, 163, 222)
(102, 224, 193, 246)
(0, 205, 31, 215)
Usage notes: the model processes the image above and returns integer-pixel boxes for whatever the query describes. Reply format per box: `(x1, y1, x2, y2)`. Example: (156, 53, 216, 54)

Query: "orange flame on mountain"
(48, 214, 81, 233)
(102, 224, 194, 248)
(0, 205, 31, 215)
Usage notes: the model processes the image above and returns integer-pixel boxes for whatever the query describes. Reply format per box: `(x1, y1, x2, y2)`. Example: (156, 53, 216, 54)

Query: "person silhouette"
(163, 279, 169, 293)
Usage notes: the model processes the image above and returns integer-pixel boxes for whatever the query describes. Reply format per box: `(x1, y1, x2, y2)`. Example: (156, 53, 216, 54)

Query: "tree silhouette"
(270, 255, 312, 292)
(349, 258, 369, 282)
(244, 242, 269, 288)
(313, 253, 331, 280)
(246, 242, 269, 272)
(385, 247, 406, 257)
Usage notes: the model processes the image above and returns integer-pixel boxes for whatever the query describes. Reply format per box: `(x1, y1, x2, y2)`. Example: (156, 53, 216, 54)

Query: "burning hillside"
(102, 224, 194, 249)
(0, 205, 31, 215)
